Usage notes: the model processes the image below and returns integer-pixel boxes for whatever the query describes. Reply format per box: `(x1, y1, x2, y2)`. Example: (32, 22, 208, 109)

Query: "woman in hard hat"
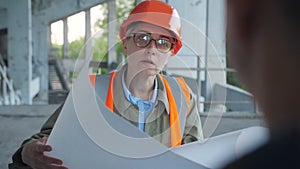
(9, 1, 203, 169)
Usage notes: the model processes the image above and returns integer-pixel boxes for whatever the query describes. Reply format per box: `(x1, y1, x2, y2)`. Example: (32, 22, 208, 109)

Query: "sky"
(50, 4, 104, 45)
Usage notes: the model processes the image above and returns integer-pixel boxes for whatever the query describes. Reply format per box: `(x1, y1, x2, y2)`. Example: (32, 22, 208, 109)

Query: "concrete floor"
(0, 105, 265, 169)
(0, 105, 60, 169)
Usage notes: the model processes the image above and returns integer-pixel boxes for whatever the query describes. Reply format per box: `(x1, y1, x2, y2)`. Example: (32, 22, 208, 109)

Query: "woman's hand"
(21, 137, 68, 169)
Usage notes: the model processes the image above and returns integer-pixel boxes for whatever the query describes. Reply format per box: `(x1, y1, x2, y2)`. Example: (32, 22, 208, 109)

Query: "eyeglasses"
(127, 33, 175, 53)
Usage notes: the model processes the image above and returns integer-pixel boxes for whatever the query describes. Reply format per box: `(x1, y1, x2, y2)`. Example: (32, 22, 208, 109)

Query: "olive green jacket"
(9, 69, 203, 169)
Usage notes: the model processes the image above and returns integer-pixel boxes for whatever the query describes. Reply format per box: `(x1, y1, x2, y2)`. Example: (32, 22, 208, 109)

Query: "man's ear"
(227, 0, 258, 41)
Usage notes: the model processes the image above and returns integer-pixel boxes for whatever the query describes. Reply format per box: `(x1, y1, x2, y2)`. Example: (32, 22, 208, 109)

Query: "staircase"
(0, 54, 22, 105)
(48, 57, 70, 104)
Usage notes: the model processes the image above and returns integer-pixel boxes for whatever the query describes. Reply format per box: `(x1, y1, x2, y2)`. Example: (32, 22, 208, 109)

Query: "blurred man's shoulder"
(223, 132, 300, 169)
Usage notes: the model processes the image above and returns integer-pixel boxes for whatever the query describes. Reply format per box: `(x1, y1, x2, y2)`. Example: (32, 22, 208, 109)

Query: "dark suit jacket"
(222, 130, 300, 169)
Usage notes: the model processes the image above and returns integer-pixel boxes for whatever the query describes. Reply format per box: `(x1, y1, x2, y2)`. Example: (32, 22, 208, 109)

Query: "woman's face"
(123, 22, 174, 76)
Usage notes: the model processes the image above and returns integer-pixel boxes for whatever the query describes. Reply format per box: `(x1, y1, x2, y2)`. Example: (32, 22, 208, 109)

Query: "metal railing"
(165, 54, 258, 114)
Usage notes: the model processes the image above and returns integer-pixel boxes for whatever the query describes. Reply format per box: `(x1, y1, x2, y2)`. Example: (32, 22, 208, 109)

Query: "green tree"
(226, 54, 247, 90)
(51, 0, 135, 74)
(93, 0, 135, 63)
(51, 43, 63, 58)
(69, 37, 85, 59)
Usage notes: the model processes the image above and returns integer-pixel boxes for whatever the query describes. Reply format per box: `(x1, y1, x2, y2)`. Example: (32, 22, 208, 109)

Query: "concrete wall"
(0, 0, 108, 104)
(167, 0, 227, 112)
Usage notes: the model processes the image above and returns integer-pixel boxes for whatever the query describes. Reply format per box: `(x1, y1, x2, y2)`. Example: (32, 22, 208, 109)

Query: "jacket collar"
(113, 65, 170, 115)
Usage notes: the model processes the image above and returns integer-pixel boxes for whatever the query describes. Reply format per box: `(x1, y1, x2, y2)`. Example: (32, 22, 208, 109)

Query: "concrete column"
(167, 0, 208, 111)
(32, 17, 50, 103)
(7, 0, 33, 104)
(85, 9, 92, 58)
(0, 8, 7, 30)
(63, 18, 69, 58)
(204, 0, 227, 104)
(107, 0, 117, 70)
(206, 0, 226, 62)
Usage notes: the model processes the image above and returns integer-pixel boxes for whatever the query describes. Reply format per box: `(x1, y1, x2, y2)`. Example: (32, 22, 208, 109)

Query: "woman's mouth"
(141, 59, 155, 65)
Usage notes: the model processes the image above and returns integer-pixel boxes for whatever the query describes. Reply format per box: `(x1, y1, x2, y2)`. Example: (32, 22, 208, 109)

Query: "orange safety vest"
(89, 72, 190, 147)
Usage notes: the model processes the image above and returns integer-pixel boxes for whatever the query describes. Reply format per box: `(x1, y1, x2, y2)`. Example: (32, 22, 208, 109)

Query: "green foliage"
(226, 55, 247, 90)
(115, 0, 134, 60)
(69, 37, 85, 59)
(51, 44, 63, 58)
(227, 72, 247, 90)
(116, 0, 135, 29)
(95, 3, 108, 30)
(93, 0, 134, 65)
(93, 37, 108, 61)
(51, 0, 134, 70)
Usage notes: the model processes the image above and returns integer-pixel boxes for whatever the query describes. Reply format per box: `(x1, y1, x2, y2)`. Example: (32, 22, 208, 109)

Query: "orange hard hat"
(119, 0, 182, 55)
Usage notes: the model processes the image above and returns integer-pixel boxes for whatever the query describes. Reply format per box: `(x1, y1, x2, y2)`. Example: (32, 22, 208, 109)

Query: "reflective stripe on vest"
(159, 74, 187, 147)
(89, 72, 190, 147)
(89, 72, 116, 112)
